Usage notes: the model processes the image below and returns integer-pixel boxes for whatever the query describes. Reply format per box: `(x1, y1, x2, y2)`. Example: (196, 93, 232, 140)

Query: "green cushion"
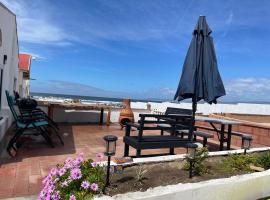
(17, 120, 48, 129)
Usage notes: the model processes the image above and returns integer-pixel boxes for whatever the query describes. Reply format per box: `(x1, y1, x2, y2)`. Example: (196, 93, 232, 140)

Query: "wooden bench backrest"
(164, 107, 193, 140)
(165, 107, 192, 116)
(136, 113, 193, 141)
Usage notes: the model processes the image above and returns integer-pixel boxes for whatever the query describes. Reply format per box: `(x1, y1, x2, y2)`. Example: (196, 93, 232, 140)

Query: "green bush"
(183, 147, 209, 176)
(219, 153, 256, 173)
(255, 151, 270, 169)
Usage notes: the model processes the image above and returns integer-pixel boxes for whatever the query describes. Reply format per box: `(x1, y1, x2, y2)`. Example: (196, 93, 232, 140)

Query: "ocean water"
(30, 92, 164, 104)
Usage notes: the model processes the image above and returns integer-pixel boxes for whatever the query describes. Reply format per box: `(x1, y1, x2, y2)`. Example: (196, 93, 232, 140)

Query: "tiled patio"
(0, 123, 224, 199)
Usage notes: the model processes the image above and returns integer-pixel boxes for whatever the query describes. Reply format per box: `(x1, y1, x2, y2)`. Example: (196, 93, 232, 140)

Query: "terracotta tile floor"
(0, 123, 224, 199)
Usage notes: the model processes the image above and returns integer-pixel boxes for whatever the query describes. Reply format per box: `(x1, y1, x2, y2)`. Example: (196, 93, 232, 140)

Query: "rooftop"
(19, 54, 31, 72)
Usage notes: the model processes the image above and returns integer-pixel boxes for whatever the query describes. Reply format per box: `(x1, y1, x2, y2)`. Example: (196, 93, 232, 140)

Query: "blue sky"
(2, 0, 270, 101)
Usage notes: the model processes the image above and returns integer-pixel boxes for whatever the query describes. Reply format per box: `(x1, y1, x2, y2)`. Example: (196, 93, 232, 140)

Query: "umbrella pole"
(190, 97, 197, 141)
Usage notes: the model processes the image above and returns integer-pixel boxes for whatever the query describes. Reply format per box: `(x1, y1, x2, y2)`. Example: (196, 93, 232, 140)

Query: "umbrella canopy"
(174, 16, 226, 108)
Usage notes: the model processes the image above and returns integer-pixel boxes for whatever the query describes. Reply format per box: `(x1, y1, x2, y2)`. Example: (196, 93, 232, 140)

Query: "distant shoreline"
(30, 92, 164, 103)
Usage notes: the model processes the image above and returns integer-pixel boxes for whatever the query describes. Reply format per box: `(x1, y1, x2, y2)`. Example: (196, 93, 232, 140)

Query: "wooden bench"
(123, 113, 194, 157)
(196, 125, 252, 146)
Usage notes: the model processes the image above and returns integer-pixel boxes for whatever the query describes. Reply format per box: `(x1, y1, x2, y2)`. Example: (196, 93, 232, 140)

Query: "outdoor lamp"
(242, 135, 252, 154)
(103, 135, 118, 186)
(186, 143, 198, 178)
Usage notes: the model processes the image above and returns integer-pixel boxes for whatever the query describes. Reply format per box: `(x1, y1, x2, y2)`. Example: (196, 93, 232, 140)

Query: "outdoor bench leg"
(136, 149, 141, 157)
(220, 124, 225, 151)
(227, 125, 232, 150)
(169, 148, 174, 155)
(203, 138, 207, 147)
(124, 144, 129, 157)
(99, 108, 104, 125)
(161, 129, 164, 135)
(180, 132, 184, 138)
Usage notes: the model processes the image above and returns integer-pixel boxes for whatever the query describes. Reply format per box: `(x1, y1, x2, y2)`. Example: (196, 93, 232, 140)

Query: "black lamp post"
(242, 135, 252, 154)
(103, 135, 118, 186)
(186, 143, 198, 178)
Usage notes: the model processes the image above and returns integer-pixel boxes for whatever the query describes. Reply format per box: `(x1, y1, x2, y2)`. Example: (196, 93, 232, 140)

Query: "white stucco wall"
(132, 101, 270, 115)
(0, 3, 19, 141)
(95, 170, 270, 200)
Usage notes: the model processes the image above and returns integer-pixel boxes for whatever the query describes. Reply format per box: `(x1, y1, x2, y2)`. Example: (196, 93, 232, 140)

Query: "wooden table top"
(37, 101, 113, 110)
(195, 116, 242, 125)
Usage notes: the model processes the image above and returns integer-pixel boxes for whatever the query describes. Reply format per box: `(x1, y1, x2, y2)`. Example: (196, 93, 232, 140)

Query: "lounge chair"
(5, 91, 64, 156)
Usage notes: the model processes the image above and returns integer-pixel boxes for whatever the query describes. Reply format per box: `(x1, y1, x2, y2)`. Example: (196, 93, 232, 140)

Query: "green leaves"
(183, 147, 209, 176)
(255, 151, 270, 169)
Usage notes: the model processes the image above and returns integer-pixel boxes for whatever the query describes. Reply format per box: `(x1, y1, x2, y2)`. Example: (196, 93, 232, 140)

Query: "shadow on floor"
(0, 124, 75, 166)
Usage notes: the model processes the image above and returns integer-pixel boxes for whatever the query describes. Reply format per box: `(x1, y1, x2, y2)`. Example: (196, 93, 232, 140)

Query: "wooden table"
(195, 116, 242, 150)
(38, 101, 112, 126)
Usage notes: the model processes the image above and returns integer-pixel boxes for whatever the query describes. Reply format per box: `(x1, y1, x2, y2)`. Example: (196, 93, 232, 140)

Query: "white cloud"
(0, 0, 71, 45)
(224, 78, 270, 102)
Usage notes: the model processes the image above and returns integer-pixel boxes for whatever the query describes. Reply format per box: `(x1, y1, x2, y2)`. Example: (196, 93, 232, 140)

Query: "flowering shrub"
(39, 153, 105, 200)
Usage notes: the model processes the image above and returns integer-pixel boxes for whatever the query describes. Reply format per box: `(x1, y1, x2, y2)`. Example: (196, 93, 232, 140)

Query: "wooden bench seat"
(196, 125, 252, 145)
(124, 136, 190, 149)
(178, 129, 214, 147)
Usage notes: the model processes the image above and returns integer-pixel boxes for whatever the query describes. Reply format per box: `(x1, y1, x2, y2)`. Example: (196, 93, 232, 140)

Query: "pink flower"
(91, 162, 97, 168)
(39, 190, 46, 199)
(58, 167, 66, 176)
(65, 157, 73, 164)
(64, 162, 73, 169)
(81, 181, 90, 189)
(95, 153, 104, 161)
(47, 185, 55, 194)
(64, 157, 73, 169)
(69, 194, 76, 200)
(70, 168, 82, 180)
(78, 152, 84, 158)
(90, 183, 99, 191)
(45, 194, 51, 200)
(42, 175, 53, 187)
(53, 191, 60, 200)
(73, 158, 82, 168)
(73, 153, 84, 167)
(50, 168, 58, 177)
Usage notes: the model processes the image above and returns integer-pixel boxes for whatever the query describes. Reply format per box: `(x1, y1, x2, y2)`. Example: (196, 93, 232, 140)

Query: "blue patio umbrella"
(174, 16, 226, 118)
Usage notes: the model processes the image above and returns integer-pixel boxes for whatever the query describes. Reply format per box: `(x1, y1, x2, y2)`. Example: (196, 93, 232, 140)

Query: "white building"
(0, 2, 19, 142)
(18, 53, 31, 98)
